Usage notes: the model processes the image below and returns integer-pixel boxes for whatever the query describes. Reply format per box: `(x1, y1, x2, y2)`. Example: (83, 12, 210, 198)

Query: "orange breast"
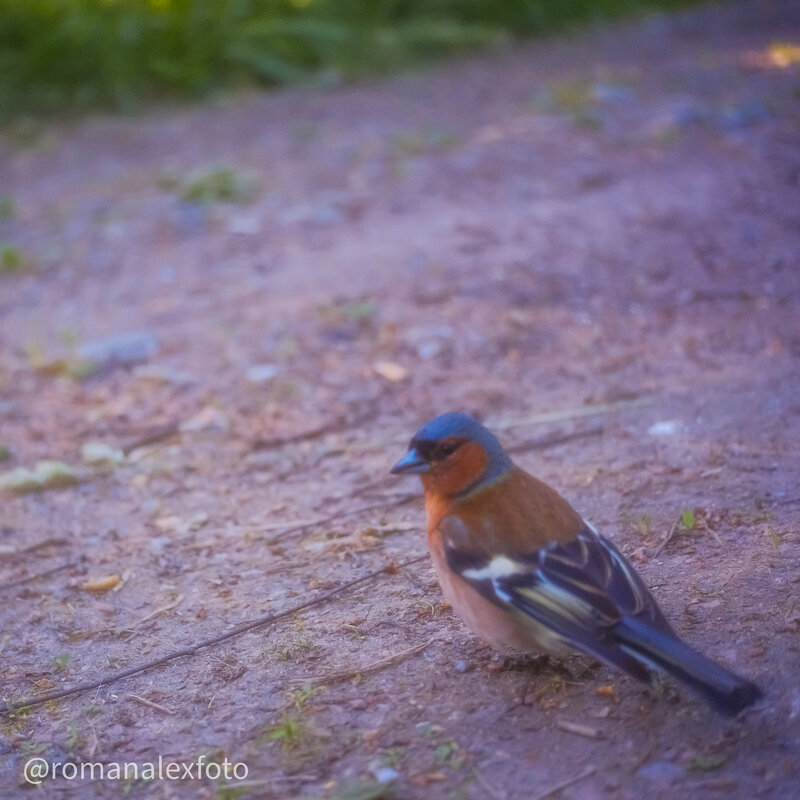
(422, 465, 584, 654)
(427, 527, 547, 653)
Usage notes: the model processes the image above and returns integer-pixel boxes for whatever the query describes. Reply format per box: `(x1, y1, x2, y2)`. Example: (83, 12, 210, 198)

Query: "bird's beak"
(390, 448, 429, 475)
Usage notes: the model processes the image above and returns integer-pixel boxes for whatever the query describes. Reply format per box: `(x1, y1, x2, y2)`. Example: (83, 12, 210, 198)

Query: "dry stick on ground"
(530, 765, 597, 800)
(346, 398, 650, 455)
(278, 425, 603, 495)
(476, 772, 506, 800)
(17, 537, 70, 553)
(3, 554, 428, 713)
(489, 397, 652, 430)
(117, 594, 185, 638)
(506, 425, 604, 454)
(0, 561, 79, 592)
(127, 694, 175, 715)
(290, 636, 436, 687)
(653, 516, 682, 557)
(252, 405, 379, 451)
(631, 730, 658, 773)
(265, 494, 419, 544)
(204, 494, 419, 544)
(346, 474, 403, 499)
(201, 494, 418, 541)
(556, 719, 603, 739)
(121, 421, 181, 455)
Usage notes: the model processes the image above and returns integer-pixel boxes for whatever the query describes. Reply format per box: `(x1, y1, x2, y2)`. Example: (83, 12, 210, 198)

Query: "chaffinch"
(391, 411, 762, 715)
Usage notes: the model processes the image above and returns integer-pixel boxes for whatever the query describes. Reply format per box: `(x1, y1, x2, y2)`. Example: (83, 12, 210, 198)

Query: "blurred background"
(1, 0, 699, 120)
(2, 1, 799, 799)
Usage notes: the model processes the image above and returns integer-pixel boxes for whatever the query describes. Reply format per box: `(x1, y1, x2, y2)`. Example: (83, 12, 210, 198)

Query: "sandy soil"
(1, 2, 799, 798)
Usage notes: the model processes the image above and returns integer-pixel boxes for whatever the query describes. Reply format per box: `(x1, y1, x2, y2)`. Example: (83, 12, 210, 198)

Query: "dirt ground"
(2, 2, 800, 798)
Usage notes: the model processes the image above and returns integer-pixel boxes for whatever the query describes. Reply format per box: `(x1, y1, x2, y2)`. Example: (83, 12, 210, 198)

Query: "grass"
(0, 245, 29, 276)
(1, 1, 703, 122)
(53, 653, 71, 671)
(265, 713, 307, 749)
(157, 166, 260, 204)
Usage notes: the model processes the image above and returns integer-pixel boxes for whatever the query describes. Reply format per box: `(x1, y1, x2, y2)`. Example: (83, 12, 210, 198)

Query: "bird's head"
(390, 412, 512, 497)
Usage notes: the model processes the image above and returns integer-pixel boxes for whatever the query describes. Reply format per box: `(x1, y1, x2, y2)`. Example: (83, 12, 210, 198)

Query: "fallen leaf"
(0, 461, 80, 494)
(82, 575, 122, 592)
(36, 460, 80, 488)
(181, 406, 229, 432)
(373, 360, 408, 381)
(410, 772, 447, 786)
(81, 442, 125, 466)
(155, 512, 209, 535)
(0, 467, 42, 493)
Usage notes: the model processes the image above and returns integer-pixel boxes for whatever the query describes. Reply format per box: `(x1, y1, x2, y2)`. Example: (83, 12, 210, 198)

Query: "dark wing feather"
(538, 532, 673, 633)
(440, 516, 672, 680)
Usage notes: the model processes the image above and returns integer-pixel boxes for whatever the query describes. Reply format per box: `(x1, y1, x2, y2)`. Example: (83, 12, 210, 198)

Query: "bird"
(390, 411, 762, 715)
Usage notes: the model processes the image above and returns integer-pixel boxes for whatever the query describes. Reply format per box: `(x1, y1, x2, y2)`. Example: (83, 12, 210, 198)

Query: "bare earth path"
(1, 2, 799, 798)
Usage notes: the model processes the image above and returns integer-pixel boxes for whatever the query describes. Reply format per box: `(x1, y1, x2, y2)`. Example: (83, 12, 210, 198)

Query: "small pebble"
(78, 330, 159, 367)
(150, 536, 171, 556)
(648, 421, 678, 436)
(374, 767, 399, 784)
(245, 364, 278, 383)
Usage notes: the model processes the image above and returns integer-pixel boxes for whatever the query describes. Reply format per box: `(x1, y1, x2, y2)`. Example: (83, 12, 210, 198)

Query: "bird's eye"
(437, 440, 458, 459)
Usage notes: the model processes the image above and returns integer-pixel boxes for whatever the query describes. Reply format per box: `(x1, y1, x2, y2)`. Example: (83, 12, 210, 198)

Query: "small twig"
(476, 771, 506, 800)
(252, 406, 379, 451)
(556, 720, 603, 739)
(348, 474, 403, 499)
(3, 554, 427, 713)
(696, 517, 724, 547)
(653, 516, 681, 557)
(263, 494, 418, 544)
(223, 518, 326, 533)
(490, 398, 651, 430)
(17, 538, 70, 554)
(127, 694, 174, 715)
(202, 494, 418, 543)
(0, 561, 77, 592)
(118, 594, 184, 637)
(530, 765, 597, 800)
(631, 731, 657, 773)
(506, 426, 604, 454)
(767, 495, 800, 507)
(290, 636, 436, 686)
(121, 422, 180, 455)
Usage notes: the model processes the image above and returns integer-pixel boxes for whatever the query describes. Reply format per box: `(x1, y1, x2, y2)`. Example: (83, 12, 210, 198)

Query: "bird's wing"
(438, 515, 672, 676)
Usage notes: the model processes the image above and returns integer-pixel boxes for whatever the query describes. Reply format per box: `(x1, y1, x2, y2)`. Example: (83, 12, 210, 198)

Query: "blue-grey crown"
(411, 411, 512, 488)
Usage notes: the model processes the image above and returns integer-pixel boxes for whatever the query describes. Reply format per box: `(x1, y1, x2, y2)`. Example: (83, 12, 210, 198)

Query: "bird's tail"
(613, 616, 762, 715)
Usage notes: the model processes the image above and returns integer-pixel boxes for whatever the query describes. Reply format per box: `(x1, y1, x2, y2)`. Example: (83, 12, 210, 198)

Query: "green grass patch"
(158, 166, 260, 204)
(1, 1, 704, 122)
(0, 244, 35, 276)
